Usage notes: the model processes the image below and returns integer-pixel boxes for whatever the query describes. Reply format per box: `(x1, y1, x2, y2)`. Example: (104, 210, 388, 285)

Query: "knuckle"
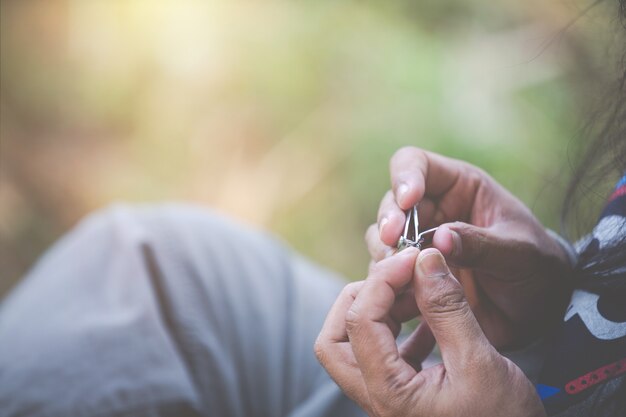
(339, 282, 363, 324)
(425, 284, 467, 315)
(459, 161, 489, 186)
(383, 371, 411, 394)
(455, 222, 489, 264)
(464, 164, 485, 187)
(344, 305, 363, 334)
(313, 338, 327, 364)
(343, 281, 361, 296)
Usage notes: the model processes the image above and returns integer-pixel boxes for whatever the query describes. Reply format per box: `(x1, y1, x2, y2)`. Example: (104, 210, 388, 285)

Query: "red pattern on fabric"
(565, 357, 626, 395)
(608, 185, 626, 203)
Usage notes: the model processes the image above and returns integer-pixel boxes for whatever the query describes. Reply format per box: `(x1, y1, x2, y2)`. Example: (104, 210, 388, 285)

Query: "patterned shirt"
(536, 174, 626, 416)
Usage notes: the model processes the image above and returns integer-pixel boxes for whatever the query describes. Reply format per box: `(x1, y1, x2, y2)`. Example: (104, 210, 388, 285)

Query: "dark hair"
(563, 0, 626, 295)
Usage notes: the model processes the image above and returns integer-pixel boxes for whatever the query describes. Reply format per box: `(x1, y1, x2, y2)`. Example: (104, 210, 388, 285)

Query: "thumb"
(434, 222, 531, 273)
(413, 249, 493, 375)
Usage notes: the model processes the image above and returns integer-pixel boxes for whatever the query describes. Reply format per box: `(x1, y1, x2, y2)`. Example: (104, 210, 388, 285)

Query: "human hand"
(365, 147, 572, 348)
(315, 248, 547, 417)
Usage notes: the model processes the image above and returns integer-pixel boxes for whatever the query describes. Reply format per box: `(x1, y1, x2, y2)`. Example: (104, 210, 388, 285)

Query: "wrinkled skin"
(314, 147, 575, 416)
(365, 147, 572, 348)
(315, 249, 547, 417)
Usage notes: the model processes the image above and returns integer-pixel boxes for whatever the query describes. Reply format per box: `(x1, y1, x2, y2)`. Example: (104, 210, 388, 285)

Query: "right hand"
(316, 248, 547, 417)
(365, 147, 573, 348)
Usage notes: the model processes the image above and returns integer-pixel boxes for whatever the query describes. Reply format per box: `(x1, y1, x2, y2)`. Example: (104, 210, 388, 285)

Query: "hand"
(315, 248, 547, 417)
(365, 147, 572, 348)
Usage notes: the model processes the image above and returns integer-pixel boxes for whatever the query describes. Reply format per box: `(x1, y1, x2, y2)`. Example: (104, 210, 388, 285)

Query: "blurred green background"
(0, 0, 618, 297)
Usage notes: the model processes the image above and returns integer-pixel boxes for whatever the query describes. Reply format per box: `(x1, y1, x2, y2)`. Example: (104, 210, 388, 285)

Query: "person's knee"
(67, 203, 253, 256)
(78, 203, 279, 257)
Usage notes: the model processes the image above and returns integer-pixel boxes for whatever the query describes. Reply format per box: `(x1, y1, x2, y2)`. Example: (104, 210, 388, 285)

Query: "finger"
(413, 248, 493, 377)
(346, 248, 421, 391)
(377, 190, 406, 246)
(320, 281, 365, 343)
(390, 147, 463, 210)
(368, 259, 376, 274)
(432, 222, 537, 274)
(399, 321, 436, 372)
(315, 281, 371, 407)
(363, 272, 422, 334)
(389, 288, 421, 323)
(415, 197, 437, 230)
(365, 223, 394, 262)
(377, 191, 439, 247)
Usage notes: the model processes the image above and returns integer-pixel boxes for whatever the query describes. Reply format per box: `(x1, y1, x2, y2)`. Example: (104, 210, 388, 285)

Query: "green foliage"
(0, 0, 612, 293)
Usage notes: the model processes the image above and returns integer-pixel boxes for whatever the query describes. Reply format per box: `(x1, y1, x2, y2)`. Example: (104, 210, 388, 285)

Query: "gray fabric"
(497, 230, 577, 385)
(551, 376, 626, 417)
(0, 204, 366, 417)
(501, 337, 549, 384)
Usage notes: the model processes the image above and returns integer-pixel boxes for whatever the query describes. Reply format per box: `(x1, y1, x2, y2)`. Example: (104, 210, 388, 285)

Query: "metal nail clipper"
(396, 205, 438, 252)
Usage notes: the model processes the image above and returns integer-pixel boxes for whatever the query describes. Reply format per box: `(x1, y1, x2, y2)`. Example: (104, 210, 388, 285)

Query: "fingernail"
(379, 217, 388, 235)
(397, 182, 409, 204)
(449, 229, 462, 258)
(417, 251, 449, 278)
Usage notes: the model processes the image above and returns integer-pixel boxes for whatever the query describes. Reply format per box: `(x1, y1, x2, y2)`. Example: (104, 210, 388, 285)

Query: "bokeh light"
(0, 0, 617, 296)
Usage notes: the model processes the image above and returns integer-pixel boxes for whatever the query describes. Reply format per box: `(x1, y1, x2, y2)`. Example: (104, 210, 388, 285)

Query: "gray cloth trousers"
(0, 204, 367, 417)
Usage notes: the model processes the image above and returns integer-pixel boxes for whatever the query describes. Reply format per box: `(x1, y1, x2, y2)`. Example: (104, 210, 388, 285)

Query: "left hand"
(366, 148, 572, 348)
(315, 248, 546, 417)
